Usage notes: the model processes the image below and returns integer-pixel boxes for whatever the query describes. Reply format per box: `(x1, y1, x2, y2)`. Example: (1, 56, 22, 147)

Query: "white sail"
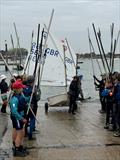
(41, 32, 66, 86)
(23, 29, 76, 87)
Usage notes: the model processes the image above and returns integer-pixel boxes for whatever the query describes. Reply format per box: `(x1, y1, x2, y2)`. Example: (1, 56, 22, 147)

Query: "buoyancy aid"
(13, 93, 28, 112)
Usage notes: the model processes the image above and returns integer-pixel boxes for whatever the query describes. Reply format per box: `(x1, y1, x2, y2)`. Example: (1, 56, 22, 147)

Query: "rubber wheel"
(45, 102, 48, 113)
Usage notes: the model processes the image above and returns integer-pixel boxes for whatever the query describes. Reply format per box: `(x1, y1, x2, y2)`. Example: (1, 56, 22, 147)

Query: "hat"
(12, 80, 26, 89)
(100, 73, 107, 79)
(13, 73, 18, 77)
(73, 76, 78, 79)
(26, 75, 35, 84)
(0, 75, 6, 81)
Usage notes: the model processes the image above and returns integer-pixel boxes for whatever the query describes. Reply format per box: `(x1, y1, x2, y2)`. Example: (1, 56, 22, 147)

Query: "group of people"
(94, 72, 120, 137)
(0, 73, 40, 157)
(1, 71, 120, 157)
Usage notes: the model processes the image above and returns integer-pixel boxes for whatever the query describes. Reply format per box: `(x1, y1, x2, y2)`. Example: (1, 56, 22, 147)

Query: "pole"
(23, 30, 34, 75)
(39, 9, 54, 85)
(88, 28, 102, 75)
(65, 38, 76, 68)
(97, 29, 111, 73)
(33, 24, 40, 76)
(5, 40, 8, 71)
(0, 52, 15, 79)
(92, 23, 107, 74)
(13, 22, 22, 66)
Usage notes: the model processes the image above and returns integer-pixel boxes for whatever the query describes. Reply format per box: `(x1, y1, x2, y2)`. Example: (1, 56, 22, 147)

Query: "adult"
(0, 74, 9, 113)
(68, 76, 79, 114)
(93, 74, 106, 113)
(23, 75, 39, 140)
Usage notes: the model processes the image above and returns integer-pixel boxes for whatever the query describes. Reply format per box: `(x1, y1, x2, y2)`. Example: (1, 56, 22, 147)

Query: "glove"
(93, 75, 96, 79)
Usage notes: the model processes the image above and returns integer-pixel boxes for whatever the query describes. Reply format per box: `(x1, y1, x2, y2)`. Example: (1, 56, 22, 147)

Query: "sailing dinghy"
(23, 27, 76, 112)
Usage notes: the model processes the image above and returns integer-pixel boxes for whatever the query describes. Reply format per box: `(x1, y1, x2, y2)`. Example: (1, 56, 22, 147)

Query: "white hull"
(47, 93, 69, 106)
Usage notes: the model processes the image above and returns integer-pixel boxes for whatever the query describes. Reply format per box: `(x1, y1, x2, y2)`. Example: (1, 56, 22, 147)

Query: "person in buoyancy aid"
(9, 80, 30, 157)
(68, 76, 79, 114)
(93, 74, 106, 113)
(23, 75, 39, 140)
(113, 73, 120, 137)
(0, 75, 9, 113)
(101, 79, 114, 129)
(9, 73, 24, 91)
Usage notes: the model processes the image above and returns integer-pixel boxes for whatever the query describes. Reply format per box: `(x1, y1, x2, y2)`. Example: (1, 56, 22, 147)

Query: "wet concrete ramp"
(0, 100, 120, 160)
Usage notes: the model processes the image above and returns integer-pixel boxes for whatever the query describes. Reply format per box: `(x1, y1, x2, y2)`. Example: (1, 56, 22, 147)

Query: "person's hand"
(93, 75, 96, 79)
(22, 118, 27, 124)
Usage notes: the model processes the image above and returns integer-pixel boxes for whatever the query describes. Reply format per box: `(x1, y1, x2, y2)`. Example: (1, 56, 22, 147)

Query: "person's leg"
(1, 99, 7, 113)
(28, 117, 36, 140)
(114, 103, 120, 137)
(12, 128, 17, 146)
(13, 120, 27, 157)
(104, 100, 110, 129)
(72, 97, 77, 114)
(68, 96, 72, 113)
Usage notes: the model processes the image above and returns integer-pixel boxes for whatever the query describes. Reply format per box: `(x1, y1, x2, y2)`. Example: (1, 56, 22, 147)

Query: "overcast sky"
(0, 0, 120, 53)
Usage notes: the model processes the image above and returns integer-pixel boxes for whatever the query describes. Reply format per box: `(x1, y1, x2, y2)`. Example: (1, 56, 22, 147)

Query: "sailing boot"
(13, 146, 27, 157)
(19, 145, 29, 155)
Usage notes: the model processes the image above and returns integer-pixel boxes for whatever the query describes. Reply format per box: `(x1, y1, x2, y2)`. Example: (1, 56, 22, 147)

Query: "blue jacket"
(10, 93, 30, 120)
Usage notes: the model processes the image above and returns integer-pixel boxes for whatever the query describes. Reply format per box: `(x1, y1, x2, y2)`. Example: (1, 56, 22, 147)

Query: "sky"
(0, 0, 120, 54)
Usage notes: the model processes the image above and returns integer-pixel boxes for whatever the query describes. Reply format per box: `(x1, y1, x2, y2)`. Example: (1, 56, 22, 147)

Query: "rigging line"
(92, 23, 107, 74)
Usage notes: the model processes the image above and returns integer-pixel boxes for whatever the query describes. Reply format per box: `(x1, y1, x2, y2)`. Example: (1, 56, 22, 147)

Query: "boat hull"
(47, 93, 69, 106)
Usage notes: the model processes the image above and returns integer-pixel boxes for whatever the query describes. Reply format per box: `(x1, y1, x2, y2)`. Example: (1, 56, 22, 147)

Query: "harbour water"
(0, 58, 120, 101)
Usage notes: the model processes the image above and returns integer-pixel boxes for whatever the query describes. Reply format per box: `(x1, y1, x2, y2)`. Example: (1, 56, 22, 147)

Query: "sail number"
(45, 48, 59, 57)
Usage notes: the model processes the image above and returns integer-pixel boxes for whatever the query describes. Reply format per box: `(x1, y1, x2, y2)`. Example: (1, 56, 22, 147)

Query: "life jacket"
(101, 88, 110, 97)
(13, 94, 28, 112)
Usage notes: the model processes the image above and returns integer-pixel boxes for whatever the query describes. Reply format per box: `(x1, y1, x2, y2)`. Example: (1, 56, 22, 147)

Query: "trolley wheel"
(45, 102, 49, 113)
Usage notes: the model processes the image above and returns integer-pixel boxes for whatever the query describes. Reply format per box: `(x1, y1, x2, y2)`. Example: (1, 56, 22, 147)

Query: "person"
(101, 79, 114, 129)
(93, 74, 106, 113)
(9, 73, 23, 90)
(113, 73, 120, 137)
(23, 75, 39, 140)
(0, 74, 9, 113)
(68, 76, 79, 114)
(9, 80, 29, 157)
